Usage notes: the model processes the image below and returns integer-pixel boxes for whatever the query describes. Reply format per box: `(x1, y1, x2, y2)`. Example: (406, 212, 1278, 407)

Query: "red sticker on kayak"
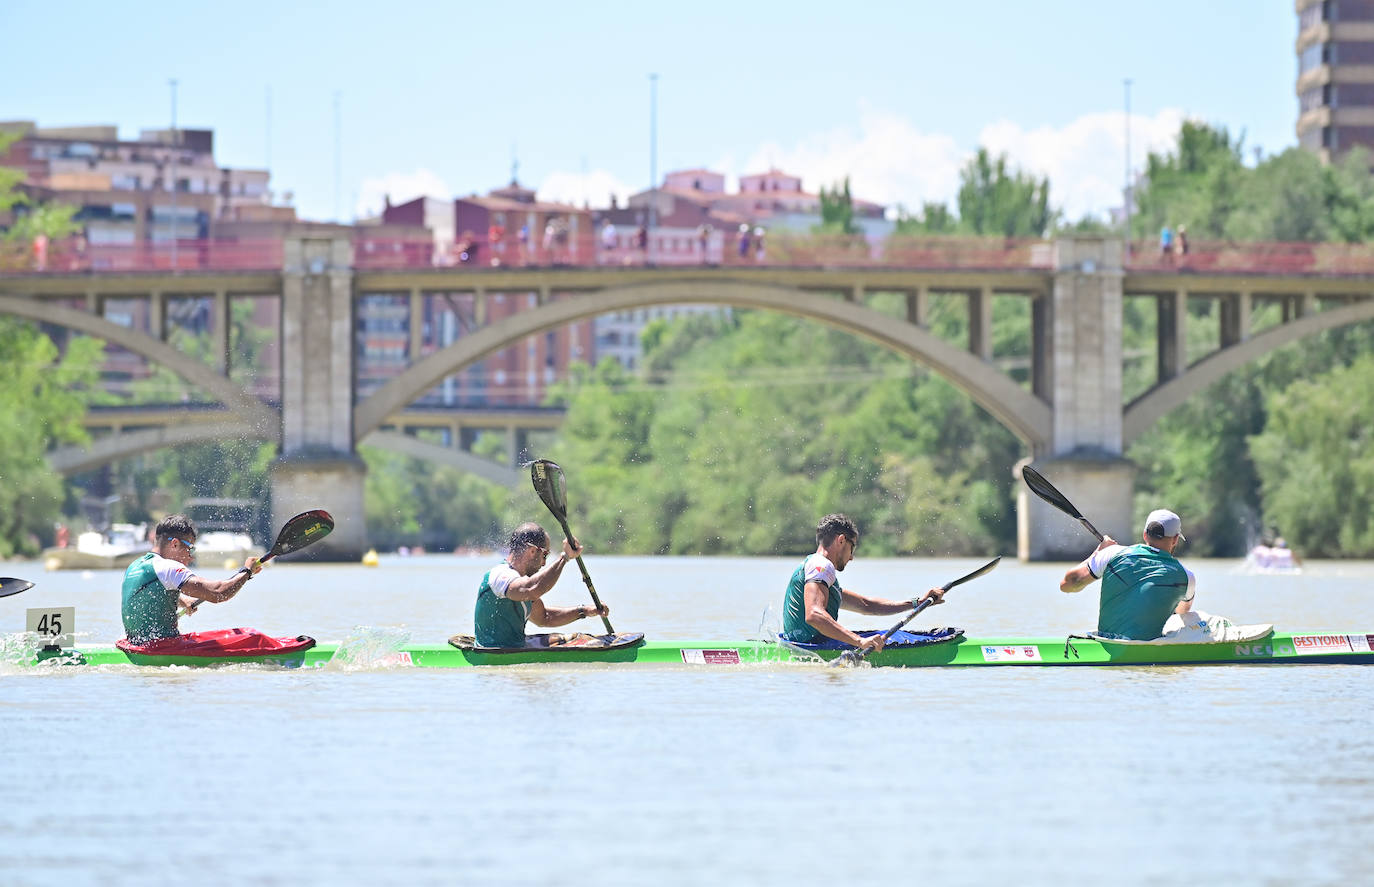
(681, 649, 741, 665)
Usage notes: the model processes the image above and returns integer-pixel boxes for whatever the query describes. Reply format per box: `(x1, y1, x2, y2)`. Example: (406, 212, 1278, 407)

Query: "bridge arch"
(1123, 299, 1374, 445)
(50, 419, 272, 476)
(354, 280, 1052, 449)
(0, 296, 279, 430)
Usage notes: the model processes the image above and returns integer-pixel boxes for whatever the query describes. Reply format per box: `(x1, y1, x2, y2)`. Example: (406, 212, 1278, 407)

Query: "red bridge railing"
(7, 234, 1374, 277)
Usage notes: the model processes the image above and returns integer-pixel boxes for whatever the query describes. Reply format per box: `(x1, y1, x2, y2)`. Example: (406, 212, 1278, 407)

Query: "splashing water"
(326, 626, 413, 670)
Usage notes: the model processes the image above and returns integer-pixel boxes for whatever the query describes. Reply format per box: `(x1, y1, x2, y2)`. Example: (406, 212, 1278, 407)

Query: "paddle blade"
(267, 510, 335, 559)
(1021, 465, 1082, 519)
(943, 556, 1001, 591)
(0, 577, 35, 599)
(529, 459, 569, 521)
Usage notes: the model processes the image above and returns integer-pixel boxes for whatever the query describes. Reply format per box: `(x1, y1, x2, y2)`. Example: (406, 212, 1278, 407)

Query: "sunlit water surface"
(3, 555, 1373, 886)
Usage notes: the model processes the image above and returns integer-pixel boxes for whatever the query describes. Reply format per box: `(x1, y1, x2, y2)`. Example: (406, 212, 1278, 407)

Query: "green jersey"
(121, 552, 193, 645)
(474, 562, 532, 648)
(781, 553, 842, 642)
(1096, 543, 1194, 640)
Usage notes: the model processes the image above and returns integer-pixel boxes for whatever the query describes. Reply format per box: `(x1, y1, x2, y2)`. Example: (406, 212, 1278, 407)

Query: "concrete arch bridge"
(3, 235, 1372, 559)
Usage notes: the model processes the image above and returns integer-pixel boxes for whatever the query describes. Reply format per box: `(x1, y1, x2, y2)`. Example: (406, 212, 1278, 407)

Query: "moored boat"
(20, 630, 1374, 669)
(41, 523, 147, 571)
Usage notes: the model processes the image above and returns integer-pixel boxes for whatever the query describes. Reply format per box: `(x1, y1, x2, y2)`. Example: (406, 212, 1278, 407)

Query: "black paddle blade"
(0, 577, 35, 599)
(269, 510, 335, 558)
(1021, 465, 1083, 519)
(943, 555, 1001, 591)
(529, 459, 568, 521)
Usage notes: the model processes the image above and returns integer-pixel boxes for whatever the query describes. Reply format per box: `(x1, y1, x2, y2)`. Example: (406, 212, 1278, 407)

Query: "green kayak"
(19, 630, 1374, 668)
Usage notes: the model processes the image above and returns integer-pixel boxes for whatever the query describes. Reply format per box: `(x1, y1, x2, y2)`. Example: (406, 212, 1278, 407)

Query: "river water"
(2, 554, 1372, 886)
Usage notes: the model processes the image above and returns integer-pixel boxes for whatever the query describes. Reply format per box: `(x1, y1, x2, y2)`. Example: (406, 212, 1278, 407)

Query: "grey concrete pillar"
(273, 235, 368, 560)
(149, 290, 165, 341)
(969, 287, 992, 359)
(1021, 237, 1133, 561)
(1156, 290, 1187, 381)
(1030, 291, 1052, 401)
(213, 289, 230, 374)
(906, 286, 928, 326)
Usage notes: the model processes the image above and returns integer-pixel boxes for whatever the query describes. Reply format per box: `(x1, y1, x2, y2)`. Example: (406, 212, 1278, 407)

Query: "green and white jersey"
(474, 562, 532, 648)
(781, 553, 842, 643)
(1088, 543, 1195, 640)
(120, 552, 194, 645)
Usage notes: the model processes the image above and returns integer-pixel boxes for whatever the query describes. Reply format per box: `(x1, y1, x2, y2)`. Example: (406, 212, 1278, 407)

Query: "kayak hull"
(22, 631, 1374, 668)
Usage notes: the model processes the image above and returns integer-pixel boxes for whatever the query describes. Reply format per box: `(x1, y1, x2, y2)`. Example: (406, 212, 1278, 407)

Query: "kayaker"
(781, 513, 946, 654)
(1059, 508, 1196, 640)
(120, 514, 261, 645)
(474, 522, 610, 647)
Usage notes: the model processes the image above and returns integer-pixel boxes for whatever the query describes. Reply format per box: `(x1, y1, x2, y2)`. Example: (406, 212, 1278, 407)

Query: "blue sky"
(4, 0, 1297, 222)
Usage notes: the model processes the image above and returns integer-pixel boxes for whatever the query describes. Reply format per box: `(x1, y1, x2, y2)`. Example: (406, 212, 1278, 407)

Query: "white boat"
(193, 530, 266, 569)
(42, 523, 147, 571)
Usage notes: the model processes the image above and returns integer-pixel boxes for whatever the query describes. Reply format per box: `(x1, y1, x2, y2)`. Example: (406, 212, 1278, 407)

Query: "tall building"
(1296, 0, 1374, 161)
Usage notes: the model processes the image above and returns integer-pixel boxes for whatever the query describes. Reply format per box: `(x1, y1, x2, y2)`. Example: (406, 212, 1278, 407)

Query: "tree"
(956, 148, 1055, 237)
(816, 177, 861, 235)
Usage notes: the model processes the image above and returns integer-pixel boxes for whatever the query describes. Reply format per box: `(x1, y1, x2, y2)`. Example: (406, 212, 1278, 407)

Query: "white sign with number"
(27, 607, 75, 647)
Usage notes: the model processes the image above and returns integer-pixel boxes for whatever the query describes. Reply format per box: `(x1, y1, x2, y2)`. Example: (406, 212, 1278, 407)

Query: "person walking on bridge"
(1059, 509, 1196, 640)
(781, 513, 945, 654)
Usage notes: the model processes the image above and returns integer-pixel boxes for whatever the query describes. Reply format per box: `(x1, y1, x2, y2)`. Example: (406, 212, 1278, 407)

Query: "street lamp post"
(169, 78, 178, 270)
(648, 73, 658, 265)
(1123, 77, 1132, 264)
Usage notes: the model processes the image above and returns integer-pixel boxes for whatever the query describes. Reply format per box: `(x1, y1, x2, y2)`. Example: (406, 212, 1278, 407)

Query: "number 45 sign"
(27, 607, 75, 648)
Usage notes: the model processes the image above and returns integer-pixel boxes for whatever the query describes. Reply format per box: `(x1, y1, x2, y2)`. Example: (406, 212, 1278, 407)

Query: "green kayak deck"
(25, 631, 1374, 668)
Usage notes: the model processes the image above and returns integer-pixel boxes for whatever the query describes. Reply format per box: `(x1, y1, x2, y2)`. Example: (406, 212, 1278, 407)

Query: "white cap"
(1144, 509, 1185, 542)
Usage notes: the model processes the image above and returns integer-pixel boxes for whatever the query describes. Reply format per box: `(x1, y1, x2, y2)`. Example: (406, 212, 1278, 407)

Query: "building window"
(1301, 41, 1328, 72)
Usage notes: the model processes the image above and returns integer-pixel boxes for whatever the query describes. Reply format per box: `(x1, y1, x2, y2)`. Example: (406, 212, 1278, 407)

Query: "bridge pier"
(1020, 237, 1136, 561)
(273, 234, 369, 560)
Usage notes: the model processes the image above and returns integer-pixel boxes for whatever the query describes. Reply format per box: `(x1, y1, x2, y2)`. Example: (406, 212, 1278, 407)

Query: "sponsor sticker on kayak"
(681, 649, 741, 665)
(1290, 634, 1371, 655)
(981, 644, 1042, 663)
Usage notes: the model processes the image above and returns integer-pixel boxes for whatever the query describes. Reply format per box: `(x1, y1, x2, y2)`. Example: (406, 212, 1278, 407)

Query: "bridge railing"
(1124, 239, 1374, 275)
(12, 233, 1374, 276)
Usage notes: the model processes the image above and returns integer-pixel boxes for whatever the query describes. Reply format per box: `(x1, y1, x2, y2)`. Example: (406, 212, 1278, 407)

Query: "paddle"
(833, 556, 1002, 667)
(0, 577, 35, 599)
(1020, 465, 1104, 542)
(182, 509, 334, 615)
(528, 459, 614, 634)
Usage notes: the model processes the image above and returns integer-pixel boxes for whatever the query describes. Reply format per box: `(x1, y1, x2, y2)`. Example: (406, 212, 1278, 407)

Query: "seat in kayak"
(448, 632, 646, 654)
(781, 626, 965, 652)
(117, 628, 316, 659)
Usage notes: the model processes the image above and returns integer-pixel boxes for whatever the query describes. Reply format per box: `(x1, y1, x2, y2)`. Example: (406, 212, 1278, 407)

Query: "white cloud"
(979, 109, 1185, 220)
(537, 169, 636, 209)
(728, 105, 1187, 222)
(354, 168, 453, 219)
(732, 107, 965, 215)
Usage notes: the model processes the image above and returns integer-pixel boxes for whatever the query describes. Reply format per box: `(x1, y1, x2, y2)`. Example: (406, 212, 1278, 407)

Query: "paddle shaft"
(551, 514, 614, 634)
(183, 557, 266, 615)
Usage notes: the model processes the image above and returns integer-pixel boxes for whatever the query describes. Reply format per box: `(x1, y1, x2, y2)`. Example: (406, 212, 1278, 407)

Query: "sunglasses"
(176, 538, 197, 554)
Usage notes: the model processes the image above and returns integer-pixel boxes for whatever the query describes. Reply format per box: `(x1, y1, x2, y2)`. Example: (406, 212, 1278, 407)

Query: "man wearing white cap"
(1059, 509, 1196, 640)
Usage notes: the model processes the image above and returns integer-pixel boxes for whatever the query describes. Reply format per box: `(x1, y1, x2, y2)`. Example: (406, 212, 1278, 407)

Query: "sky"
(3, 0, 1298, 224)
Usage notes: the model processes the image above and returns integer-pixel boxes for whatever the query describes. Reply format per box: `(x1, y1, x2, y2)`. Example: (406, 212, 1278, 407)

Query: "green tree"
(956, 148, 1055, 237)
(816, 177, 861, 235)
(0, 321, 104, 555)
(1248, 353, 1374, 556)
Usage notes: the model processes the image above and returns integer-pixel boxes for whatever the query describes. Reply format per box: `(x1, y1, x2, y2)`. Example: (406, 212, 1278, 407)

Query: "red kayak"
(116, 628, 316, 666)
